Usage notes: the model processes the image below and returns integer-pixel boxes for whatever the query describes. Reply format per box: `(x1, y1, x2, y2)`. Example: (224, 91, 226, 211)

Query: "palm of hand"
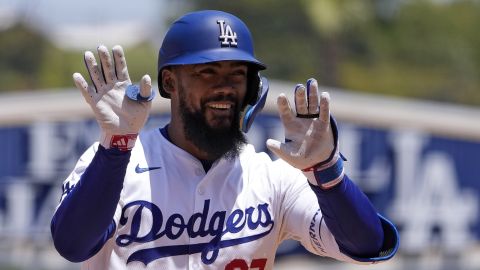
(89, 81, 150, 134)
(73, 45, 153, 149)
(267, 79, 334, 170)
(283, 115, 334, 168)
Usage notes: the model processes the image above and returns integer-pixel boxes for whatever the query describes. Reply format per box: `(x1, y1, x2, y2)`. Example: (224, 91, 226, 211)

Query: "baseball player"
(51, 10, 398, 270)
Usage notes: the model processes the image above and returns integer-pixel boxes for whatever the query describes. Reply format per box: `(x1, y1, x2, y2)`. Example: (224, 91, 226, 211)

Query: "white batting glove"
(266, 78, 345, 189)
(73, 45, 154, 151)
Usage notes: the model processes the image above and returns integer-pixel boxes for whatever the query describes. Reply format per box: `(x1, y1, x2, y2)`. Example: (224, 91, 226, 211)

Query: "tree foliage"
(0, 25, 157, 93)
(193, 0, 480, 105)
(0, 24, 51, 90)
(1, 0, 480, 106)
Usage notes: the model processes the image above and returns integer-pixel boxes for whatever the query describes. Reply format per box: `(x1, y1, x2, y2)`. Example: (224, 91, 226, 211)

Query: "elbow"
(52, 236, 91, 263)
(338, 219, 385, 258)
(356, 233, 384, 257)
(54, 243, 90, 263)
(339, 237, 384, 259)
(360, 221, 385, 257)
(51, 220, 91, 263)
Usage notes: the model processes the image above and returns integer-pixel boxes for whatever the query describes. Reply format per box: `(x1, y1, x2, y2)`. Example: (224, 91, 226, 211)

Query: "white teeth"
(209, 103, 231, 109)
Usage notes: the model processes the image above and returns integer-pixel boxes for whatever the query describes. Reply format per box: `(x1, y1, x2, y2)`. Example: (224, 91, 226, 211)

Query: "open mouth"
(208, 103, 232, 110)
(205, 102, 236, 126)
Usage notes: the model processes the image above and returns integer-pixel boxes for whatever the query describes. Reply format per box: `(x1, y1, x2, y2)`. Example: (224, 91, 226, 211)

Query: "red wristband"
(109, 134, 138, 151)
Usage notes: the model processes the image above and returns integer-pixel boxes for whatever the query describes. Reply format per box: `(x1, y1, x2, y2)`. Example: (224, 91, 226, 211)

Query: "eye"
(230, 68, 247, 78)
(198, 67, 216, 75)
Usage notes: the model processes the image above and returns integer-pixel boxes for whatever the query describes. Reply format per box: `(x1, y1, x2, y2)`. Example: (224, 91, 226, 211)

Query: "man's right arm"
(50, 145, 130, 262)
(51, 44, 153, 262)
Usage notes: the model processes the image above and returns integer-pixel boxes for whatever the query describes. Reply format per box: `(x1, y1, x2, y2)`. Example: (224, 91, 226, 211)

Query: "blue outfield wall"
(0, 112, 479, 256)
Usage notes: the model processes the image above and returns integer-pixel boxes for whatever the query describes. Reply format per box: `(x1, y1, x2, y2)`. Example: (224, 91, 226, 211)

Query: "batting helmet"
(157, 10, 267, 109)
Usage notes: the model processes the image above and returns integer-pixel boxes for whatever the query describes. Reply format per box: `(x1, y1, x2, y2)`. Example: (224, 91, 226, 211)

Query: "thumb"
(139, 74, 152, 99)
(266, 139, 290, 161)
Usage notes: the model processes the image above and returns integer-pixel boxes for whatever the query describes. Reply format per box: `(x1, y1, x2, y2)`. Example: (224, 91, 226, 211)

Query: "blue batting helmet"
(157, 10, 267, 109)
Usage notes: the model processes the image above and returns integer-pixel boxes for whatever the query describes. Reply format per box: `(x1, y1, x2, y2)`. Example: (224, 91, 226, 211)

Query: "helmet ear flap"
(244, 67, 261, 107)
(240, 76, 269, 133)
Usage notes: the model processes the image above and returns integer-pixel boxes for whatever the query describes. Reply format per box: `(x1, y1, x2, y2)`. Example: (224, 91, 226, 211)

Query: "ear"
(162, 68, 176, 95)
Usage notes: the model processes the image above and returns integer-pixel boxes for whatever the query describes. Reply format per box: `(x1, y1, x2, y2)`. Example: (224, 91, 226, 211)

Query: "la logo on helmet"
(217, 20, 238, 47)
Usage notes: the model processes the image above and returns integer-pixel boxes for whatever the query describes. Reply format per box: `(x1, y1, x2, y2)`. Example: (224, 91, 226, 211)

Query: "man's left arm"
(266, 78, 398, 261)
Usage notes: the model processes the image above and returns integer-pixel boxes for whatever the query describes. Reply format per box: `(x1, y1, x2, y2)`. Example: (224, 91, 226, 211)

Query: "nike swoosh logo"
(135, 164, 162, 174)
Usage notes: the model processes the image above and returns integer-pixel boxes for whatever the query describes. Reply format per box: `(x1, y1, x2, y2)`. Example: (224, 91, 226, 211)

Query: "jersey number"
(225, 258, 267, 270)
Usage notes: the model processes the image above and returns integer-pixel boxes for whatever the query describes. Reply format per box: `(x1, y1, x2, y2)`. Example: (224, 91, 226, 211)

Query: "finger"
(319, 92, 330, 123)
(294, 84, 308, 115)
(139, 75, 152, 98)
(73, 73, 94, 104)
(112, 45, 130, 82)
(84, 51, 104, 92)
(267, 139, 303, 164)
(313, 92, 331, 133)
(97, 45, 116, 84)
(277, 94, 296, 127)
(266, 139, 289, 160)
(306, 78, 320, 115)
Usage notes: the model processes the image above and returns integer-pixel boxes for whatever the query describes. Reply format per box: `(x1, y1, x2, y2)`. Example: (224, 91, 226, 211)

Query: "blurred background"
(0, 0, 480, 269)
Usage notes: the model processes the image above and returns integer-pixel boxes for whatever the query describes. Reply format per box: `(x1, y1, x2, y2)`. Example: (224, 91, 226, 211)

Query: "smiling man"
(166, 61, 250, 163)
(50, 10, 399, 269)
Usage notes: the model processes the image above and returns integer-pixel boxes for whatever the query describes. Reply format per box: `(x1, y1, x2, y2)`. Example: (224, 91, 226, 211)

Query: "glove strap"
(301, 115, 346, 189)
(302, 155, 345, 189)
(101, 133, 138, 151)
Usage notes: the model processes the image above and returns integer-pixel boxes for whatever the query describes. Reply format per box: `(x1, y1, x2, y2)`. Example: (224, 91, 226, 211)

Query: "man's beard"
(178, 86, 247, 161)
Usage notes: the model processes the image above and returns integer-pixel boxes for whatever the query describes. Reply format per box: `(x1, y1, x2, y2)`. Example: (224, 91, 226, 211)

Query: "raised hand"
(266, 78, 344, 188)
(73, 45, 154, 151)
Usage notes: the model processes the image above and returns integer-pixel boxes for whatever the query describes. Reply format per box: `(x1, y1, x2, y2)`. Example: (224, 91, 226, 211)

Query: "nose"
(211, 75, 238, 95)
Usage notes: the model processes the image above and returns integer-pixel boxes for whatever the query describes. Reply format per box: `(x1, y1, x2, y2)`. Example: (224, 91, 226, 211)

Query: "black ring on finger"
(296, 113, 319, 118)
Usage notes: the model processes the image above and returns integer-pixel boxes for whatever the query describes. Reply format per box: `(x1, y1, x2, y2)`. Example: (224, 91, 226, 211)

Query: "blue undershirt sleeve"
(50, 145, 130, 262)
(310, 175, 384, 258)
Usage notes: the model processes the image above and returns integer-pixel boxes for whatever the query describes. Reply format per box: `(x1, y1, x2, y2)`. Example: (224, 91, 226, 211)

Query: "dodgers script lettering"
(116, 199, 274, 265)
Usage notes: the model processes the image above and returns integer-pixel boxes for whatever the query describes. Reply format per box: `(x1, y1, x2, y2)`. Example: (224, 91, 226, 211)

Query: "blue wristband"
(312, 157, 344, 185)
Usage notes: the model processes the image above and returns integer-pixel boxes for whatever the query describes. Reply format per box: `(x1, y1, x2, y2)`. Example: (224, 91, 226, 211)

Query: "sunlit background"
(1, 0, 480, 269)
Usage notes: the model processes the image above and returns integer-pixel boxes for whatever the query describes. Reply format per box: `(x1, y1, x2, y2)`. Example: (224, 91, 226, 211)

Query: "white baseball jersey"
(58, 128, 380, 269)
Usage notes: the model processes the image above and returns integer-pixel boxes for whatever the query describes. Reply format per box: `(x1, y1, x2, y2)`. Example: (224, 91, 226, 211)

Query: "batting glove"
(266, 78, 345, 189)
(73, 45, 154, 151)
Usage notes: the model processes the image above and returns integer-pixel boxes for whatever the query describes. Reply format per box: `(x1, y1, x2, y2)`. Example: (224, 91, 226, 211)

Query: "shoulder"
(74, 142, 100, 172)
(134, 128, 165, 156)
(138, 128, 163, 144)
(239, 144, 272, 164)
(239, 144, 306, 185)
